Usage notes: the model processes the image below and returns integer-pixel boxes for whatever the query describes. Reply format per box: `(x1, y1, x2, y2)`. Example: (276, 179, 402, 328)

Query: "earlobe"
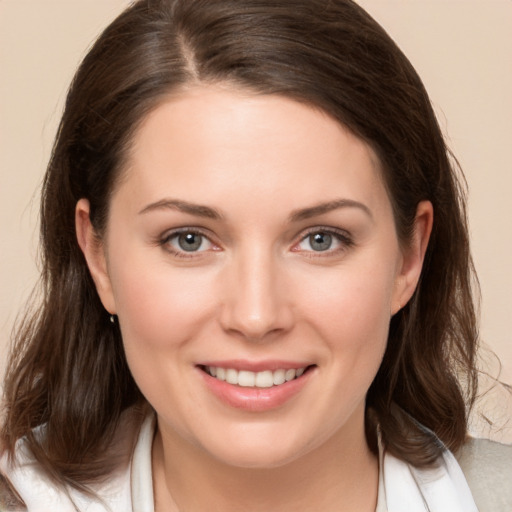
(75, 199, 117, 315)
(393, 200, 433, 314)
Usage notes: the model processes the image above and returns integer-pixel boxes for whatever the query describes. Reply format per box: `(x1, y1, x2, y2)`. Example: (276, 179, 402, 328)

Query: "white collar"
(0, 411, 477, 511)
(381, 447, 478, 512)
(131, 412, 156, 511)
(130, 413, 477, 512)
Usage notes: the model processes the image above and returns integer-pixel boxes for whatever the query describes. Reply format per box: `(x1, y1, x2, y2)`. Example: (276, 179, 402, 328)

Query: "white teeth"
(273, 369, 286, 385)
(255, 370, 274, 388)
(226, 368, 238, 385)
(285, 369, 296, 381)
(206, 366, 308, 388)
(238, 370, 255, 387)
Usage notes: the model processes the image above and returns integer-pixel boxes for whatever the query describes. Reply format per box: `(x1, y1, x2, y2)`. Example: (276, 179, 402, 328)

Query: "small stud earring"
(110, 315, 115, 324)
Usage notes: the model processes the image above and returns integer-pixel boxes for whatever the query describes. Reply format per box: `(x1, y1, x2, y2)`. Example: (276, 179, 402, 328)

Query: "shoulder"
(0, 407, 144, 511)
(0, 440, 84, 511)
(456, 437, 512, 512)
(0, 472, 26, 511)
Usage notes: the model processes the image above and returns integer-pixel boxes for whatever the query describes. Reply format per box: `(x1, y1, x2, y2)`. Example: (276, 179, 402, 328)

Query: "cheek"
(300, 263, 395, 346)
(293, 253, 397, 410)
(108, 255, 220, 415)
(109, 253, 218, 352)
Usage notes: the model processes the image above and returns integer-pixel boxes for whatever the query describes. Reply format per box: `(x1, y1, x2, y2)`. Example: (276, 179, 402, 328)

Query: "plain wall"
(1, 1, 511, 438)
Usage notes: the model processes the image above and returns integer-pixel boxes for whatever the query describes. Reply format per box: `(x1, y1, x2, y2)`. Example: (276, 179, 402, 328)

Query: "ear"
(75, 199, 117, 315)
(392, 200, 433, 314)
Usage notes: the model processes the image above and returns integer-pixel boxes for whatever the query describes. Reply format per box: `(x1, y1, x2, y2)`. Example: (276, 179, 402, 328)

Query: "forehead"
(116, 86, 390, 219)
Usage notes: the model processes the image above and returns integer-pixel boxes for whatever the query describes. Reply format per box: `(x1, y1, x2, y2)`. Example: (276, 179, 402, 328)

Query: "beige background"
(1, 1, 511, 437)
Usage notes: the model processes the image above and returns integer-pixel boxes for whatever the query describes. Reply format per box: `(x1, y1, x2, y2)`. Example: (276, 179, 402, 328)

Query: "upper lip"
(197, 359, 314, 372)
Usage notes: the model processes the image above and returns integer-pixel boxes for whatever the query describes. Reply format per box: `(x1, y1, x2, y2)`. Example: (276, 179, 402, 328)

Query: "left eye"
(166, 232, 213, 253)
(296, 231, 347, 252)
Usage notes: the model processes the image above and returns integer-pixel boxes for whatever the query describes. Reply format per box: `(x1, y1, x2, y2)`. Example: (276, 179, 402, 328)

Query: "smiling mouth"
(200, 365, 315, 389)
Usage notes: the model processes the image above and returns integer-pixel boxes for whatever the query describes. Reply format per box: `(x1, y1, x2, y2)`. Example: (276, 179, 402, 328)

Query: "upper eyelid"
(157, 225, 353, 249)
(160, 226, 214, 241)
(293, 226, 354, 252)
(158, 227, 218, 253)
(159, 229, 217, 259)
(297, 226, 352, 241)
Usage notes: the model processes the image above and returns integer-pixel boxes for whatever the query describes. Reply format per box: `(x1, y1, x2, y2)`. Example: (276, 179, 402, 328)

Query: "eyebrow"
(289, 199, 373, 222)
(138, 199, 223, 220)
(138, 197, 372, 222)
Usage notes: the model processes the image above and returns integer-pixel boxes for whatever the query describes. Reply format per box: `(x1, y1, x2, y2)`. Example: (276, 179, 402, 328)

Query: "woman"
(1, 0, 510, 510)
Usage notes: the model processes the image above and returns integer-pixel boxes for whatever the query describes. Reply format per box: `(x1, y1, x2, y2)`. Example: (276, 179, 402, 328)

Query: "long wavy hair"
(1, 0, 478, 490)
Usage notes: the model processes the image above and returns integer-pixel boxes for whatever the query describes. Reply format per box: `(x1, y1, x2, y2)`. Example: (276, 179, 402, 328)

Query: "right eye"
(292, 227, 354, 257)
(161, 230, 215, 256)
(301, 232, 335, 252)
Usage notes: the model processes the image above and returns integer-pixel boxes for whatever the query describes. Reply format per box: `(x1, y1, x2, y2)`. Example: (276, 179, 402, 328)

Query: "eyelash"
(159, 228, 217, 259)
(158, 226, 354, 259)
(293, 227, 354, 257)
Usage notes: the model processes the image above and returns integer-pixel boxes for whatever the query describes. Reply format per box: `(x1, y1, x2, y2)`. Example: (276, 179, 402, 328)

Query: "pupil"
(310, 232, 332, 251)
(178, 233, 202, 251)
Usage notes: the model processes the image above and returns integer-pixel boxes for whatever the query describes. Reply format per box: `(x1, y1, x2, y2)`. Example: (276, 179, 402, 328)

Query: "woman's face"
(78, 86, 430, 468)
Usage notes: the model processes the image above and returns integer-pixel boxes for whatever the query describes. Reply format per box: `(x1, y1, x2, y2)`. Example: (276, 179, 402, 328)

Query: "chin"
(197, 425, 321, 470)
(211, 446, 303, 470)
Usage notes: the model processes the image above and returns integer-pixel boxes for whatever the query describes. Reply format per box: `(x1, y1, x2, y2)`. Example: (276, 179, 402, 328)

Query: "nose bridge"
(220, 242, 292, 340)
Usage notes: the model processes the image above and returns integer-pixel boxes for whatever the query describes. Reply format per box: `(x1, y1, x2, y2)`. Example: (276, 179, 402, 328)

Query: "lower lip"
(198, 367, 314, 412)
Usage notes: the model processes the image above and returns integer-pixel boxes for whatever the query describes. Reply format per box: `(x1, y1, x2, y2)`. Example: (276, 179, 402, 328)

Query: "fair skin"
(76, 86, 432, 511)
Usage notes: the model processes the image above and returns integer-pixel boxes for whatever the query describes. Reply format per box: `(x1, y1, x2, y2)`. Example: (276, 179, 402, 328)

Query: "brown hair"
(1, 0, 478, 490)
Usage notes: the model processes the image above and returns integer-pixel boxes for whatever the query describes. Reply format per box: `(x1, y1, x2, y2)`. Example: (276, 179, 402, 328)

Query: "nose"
(219, 248, 294, 341)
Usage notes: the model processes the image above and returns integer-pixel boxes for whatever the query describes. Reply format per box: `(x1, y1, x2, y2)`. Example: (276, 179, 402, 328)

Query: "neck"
(152, 411, 379, 512)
